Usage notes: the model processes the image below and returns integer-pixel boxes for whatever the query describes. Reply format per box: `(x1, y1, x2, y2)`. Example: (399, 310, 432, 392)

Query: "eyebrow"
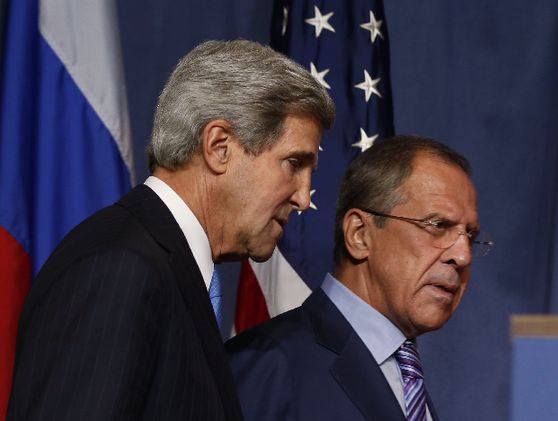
(423, 212, 480, 231)
(292, 151, 319, 170)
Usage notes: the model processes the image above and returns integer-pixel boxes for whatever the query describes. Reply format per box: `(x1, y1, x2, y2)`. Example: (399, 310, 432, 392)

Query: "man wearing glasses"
(226, 135, 493, 421)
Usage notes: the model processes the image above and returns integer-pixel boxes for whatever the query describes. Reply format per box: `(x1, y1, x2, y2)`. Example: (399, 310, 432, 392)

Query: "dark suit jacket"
(226, 289, 440, 421)
(8, 185, 243, 421)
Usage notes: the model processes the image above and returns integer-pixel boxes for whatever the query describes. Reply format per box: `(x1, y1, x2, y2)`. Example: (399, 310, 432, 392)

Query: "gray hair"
(147, 39, 335, 171)
(333, 135, 471, 266)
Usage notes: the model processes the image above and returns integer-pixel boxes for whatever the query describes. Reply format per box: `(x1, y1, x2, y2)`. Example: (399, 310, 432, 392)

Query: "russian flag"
(0, 0, 134, 417)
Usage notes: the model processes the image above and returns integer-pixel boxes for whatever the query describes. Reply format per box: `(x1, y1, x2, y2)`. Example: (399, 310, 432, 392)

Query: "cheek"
(407, 295, 454, 334)
(409, 251, 448, 295)
(258, 172, 292, 200)
(409, 279, 467, 332)
(383, 252, 437, 291)
(451, 275, 470, 310)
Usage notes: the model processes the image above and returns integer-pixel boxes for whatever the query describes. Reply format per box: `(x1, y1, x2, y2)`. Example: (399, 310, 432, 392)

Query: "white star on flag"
(360, 11, 383, 43)
(298, 189, 317, 215)
(354, 70, 381, 102)
(305, 6, 335, 38)
(352, 128, 378, 152)
(310, 62, 331, 89)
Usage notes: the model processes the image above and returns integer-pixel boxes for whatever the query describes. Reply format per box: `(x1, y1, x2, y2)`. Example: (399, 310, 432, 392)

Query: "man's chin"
(248, 251, 274, 263)
(247, 244, 276, 263)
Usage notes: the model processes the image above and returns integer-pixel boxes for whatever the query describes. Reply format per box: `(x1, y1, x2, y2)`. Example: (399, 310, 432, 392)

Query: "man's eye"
(288, 158, 301, 169)
(427, 219, 453, 230)
(468, 229, 480, 241)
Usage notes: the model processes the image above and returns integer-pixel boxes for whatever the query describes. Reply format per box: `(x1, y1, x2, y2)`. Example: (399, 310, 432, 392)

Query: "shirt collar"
(321, 273, 406, 364)
(144, 176, 213, 290)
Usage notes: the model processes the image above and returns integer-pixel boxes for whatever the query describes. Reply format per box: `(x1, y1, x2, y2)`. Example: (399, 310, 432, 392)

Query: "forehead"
(269, 114, 322, 155)
(398, 155, 478, 223)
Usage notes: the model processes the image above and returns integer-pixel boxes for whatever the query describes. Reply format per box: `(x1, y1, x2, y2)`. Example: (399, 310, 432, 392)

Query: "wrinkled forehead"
(400, 157, 479, 222)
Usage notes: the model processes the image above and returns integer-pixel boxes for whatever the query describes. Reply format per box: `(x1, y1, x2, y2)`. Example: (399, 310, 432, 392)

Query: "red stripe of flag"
(0, 226, 31, 419)
(235, 260, 270, 333)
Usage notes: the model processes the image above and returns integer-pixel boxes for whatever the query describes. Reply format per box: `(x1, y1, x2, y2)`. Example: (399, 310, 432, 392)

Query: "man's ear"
(343, 208, 372, 261)
(201, 119, 234, 174)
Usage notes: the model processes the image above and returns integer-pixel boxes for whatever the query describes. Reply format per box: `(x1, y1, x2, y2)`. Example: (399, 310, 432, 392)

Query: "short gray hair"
(333, 135, 471, 266)
(147, 39, 335, 171)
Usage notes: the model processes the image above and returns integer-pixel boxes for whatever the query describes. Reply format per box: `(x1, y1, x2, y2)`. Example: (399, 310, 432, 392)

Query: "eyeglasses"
(360, 208, 494, 257)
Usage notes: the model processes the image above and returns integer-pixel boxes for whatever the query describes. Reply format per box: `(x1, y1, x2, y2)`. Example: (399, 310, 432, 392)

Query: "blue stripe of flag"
(0, 0, 132, 276)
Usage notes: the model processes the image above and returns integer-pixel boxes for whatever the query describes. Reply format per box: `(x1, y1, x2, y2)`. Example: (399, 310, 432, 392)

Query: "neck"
(333, 261, 375, 305)
(152, 164, 221, 253)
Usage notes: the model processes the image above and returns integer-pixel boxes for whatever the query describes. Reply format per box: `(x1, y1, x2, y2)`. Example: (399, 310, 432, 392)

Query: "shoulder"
(42, 187, 171, 277)
(225, 296, 351, 421)
(25, 195, 180, 322)
(226, 305, 311, 355)
(225, 287, 346, 356)
(224, 310, 312, 421)
(225, 302, 328, 383)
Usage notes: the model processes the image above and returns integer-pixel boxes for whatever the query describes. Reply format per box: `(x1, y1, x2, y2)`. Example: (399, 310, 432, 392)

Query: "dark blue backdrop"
(117, 1, 558, 420)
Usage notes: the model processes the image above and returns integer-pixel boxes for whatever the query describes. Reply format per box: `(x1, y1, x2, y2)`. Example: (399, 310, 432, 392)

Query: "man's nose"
(443, 233, 473, 268)
(290, 174, 312, 212)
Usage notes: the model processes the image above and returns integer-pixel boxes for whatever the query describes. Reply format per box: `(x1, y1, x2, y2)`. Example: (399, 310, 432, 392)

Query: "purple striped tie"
(395, 340, 427, 421)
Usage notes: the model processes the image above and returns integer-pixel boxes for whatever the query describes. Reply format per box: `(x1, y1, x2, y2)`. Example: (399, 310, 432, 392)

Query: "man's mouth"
(427, 282, 459, 301)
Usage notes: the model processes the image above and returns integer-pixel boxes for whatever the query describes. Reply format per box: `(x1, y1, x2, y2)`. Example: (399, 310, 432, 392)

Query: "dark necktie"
(394, 339, 427, 421)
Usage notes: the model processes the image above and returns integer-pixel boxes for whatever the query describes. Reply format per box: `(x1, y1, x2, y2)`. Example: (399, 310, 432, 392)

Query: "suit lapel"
(331, 335, 407, 421)
(304, 290, 407, 421)
(118, 186, 216, 338)
(119, 185, 243, 420)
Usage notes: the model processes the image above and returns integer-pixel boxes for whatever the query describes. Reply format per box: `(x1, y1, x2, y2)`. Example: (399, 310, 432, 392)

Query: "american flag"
(235, 0, 394, 334)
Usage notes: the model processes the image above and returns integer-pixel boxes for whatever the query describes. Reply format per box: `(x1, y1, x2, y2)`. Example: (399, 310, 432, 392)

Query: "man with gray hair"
(227, 135, 493, 421)
(8, 40, 334, 421)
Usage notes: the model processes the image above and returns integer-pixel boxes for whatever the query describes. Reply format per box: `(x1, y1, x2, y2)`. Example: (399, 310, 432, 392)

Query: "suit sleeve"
(226, 332, 296, 421)
(8, 250, 164, 420)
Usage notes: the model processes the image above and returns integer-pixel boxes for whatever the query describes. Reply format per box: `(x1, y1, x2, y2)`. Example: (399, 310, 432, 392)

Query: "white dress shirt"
(144, 176, 214, 291)
(321, 273, 433, 421)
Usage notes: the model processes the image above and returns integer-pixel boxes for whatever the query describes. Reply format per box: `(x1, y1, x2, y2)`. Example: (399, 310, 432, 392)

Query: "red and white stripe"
(234, 247, 311, 335)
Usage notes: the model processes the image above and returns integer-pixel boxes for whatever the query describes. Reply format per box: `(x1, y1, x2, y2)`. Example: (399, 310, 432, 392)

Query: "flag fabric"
(0, 0, 133, 417)
(235, 0, 393, 334)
